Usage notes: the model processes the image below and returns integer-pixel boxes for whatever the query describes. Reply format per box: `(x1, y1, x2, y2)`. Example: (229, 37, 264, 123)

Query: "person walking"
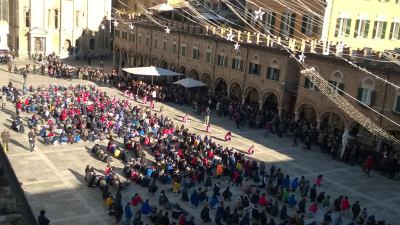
(124, 202, 133, 225)
(204, 107, 210, 125)
(38, 210, 50, 225)
(28, 129, 36, 152)
(1, 130, 10, 152)
(1, 93, 6, 109)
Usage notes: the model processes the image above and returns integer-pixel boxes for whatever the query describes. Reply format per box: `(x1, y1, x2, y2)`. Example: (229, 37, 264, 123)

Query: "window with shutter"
(205, 51, 211, 63)
(338, 83, 345, 95)
(265, 12, 276, 35)
(301, 16, 308, 34)
(354, 19, 360, 37)
(381, 22, 387, 39)
(357, 88, 363, 101)
(335, 18, 341, 37)
(395, 95, 400, 112)
(289, 14, 296, 36)
(345, 19, 352, 36)
(390, 22, 400, 39)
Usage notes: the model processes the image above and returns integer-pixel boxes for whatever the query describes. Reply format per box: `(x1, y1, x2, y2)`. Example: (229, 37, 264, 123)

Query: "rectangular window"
(114, 30, 120, 37)
(217, 55, 227, 67)
(192, 48, 200, 60)
(372, 21, 387, 39)
(264, 12, 276, 35)
(280, 13, 296, 37)
(231, 58, 243, 71)
(390, 22, 400, 40)
(154, 39, 158, 48)
(25, 10, 30, 27)
(138, 35, 142, 43)
(248, 63, 261, 76)
(301, 15, 314, 35)
(354, 20, 370, 38)
(172, 43, 176, 53)
(205, 51, 211, 63)
(54, 9, 59, 29)
(181, 46, 186, 57)
(145, 37, 149, 46)
(266, 67, 280, 81)
(335, 18, 352, 37)
(395, 95, 400, 112)
(163, 41, 166, 51)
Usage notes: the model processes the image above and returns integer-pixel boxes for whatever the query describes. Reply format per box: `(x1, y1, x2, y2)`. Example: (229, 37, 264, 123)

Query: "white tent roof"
(173, 78, 206, 88)
(149, 3, 174, 11)
(123, 66, 182, 76)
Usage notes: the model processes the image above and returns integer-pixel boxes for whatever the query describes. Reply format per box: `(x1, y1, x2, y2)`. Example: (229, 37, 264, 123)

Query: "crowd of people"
(0, 77, 392, 225)
(0, 53, 397, 225)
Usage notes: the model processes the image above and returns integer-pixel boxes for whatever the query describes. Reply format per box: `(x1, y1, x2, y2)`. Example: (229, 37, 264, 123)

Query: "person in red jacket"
(341, 196, 350, 213)
(363, 155, 374, 177)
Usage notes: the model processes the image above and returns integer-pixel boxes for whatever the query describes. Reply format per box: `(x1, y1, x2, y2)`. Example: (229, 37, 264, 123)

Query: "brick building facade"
(113, 20, 400, 148)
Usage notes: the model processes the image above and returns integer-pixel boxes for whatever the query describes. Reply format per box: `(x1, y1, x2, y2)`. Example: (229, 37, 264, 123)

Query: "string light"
(301, 68, 400, 145)
(234, 42, 240, 50)
(111, 0, 400, 146)
(226, 31, 235, 41)
(253, 8, 265, 21)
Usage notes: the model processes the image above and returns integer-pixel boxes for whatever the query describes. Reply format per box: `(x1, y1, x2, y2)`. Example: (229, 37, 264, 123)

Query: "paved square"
(1, 66, 399, 225)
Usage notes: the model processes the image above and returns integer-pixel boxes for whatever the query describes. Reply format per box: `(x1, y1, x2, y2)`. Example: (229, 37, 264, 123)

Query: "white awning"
(149, 3, 174, 11)
(173, 78, 206, 88)
(123, 66, 183, 76)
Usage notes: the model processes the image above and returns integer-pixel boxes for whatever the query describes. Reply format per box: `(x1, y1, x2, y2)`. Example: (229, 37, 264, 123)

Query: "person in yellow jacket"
(216, 164, 224, 178)
(173, 180, 181, 193)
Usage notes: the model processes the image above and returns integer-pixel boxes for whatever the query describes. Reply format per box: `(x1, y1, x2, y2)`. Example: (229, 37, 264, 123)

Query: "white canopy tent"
(173, 78, 206, 88)
(122, 66, 183, 84)
(148, 3, 174, 11)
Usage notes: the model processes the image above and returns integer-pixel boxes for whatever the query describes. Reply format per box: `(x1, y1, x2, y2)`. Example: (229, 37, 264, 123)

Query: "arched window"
(248, 54, 261, 76)
(232, 51, 243, 71)
(163, 36, 167, 51)
(192, 45, 199, 60)
(217, 48, 227, 67)
(328, 71, 345, 95)
(305, 66, 319, 90)
(266, 59, 280, 81)
(357, 78, 376, 106)
(205, 46, 212, 63)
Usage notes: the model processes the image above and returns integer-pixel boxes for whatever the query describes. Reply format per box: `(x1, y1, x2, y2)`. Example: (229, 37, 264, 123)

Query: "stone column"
(316, 119, 321, 129)
(241, 95, 245, 104)
(294, 112, 299, 121)
(278, 106, 282, 117)
(258, 100, 262, 110)
(340, 128, 349, 159)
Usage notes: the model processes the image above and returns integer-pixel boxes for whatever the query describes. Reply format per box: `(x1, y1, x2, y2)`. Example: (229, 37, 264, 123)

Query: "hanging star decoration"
(298, 52, 306, 62)
(129, 23, 134, 29)
(100, 24, 105, 30)
(234, 42, 240, 51)
(165, 27, 170, 34)
(113, 20, 119, 27)
(226, 31, 235, 41)
(254, 8, 265, 21)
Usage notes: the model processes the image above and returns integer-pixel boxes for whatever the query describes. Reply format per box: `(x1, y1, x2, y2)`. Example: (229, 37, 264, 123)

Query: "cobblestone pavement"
(1, 60, 400, 225)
